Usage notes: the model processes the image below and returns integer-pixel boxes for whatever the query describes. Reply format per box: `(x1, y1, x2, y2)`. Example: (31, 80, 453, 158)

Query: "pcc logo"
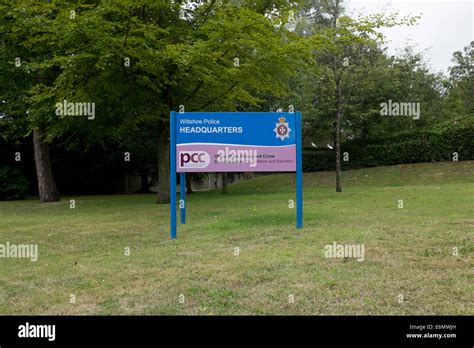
(179, 151, 210, 169)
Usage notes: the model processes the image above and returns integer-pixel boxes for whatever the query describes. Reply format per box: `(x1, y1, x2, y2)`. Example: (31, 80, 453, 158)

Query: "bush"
(303, 119, 474, 172)
(0, 166, 29, 200)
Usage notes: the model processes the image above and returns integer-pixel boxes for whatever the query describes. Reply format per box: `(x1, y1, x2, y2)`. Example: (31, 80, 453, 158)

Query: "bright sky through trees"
(346, 0, 473, 73)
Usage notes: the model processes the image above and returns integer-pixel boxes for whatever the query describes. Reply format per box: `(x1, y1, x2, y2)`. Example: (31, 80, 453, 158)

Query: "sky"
(345, 0, 474, 74)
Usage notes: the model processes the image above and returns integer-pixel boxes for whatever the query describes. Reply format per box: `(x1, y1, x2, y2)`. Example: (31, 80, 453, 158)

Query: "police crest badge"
(274, 116, 291, 141)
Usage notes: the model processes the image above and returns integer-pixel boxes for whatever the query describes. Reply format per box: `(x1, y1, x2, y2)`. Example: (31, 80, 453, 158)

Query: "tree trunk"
(185, 174, 193, 194)
(157, 127, 170, 203)
(221, 173, 228, 194)
(330, 0, 343, 193)
(335, 84, 343, 193)
(33, 128, 60, 202)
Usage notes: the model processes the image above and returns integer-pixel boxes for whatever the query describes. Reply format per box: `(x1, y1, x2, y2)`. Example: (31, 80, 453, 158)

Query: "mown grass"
(0, 161, 472, 315)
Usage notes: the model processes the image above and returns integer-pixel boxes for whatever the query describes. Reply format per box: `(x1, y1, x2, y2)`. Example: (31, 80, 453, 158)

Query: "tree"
(0, 1, 65, 201)
(153, 0, 303, 201)
(302, 0, 417, 191)
(1, 0, 304, 202)
(447, 42, 474, 118)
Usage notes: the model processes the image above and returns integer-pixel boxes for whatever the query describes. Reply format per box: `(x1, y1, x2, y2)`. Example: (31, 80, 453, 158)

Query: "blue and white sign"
(169, 111, 303, 239)
(175, 112, 297, 172)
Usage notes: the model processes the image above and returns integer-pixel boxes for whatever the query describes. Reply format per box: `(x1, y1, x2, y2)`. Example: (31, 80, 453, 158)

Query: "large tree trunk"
(335, 84, 343, 193)
(157, 126, 170, 203)
(33, 128, 60, 202)
(221, 173, 228, 194)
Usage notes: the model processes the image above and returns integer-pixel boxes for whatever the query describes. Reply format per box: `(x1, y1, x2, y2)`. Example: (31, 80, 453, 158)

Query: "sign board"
(169, 111, 303, 239)
(176, 112, 296, 172)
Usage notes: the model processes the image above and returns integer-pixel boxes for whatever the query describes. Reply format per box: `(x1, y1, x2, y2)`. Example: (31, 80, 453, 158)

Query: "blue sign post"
(169, 111, 303, 239)
(170, 111, 177, 239)
(296, 111, 303, 229)
(180, 172, 186, 225)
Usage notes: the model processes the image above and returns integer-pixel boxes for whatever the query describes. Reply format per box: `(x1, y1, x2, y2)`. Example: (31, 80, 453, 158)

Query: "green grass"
(0, 161, 473, 315)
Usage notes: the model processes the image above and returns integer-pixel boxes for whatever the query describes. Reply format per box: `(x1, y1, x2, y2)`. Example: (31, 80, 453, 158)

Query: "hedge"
(303, 120, 474, 172)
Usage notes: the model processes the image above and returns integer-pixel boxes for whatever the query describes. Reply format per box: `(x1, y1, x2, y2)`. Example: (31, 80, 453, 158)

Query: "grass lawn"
(0, 161, 473, 315)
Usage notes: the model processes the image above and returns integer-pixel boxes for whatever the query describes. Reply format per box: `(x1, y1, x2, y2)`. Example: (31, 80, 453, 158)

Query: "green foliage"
(303, 119, 474, 172)
(0, 166, 29, 200)
(0, 0, 300, 125)
(0, 0, 303, 147)
(0, 0, 305, 198)
(1, 0, 473, 196)
(446, 41, 474, 118)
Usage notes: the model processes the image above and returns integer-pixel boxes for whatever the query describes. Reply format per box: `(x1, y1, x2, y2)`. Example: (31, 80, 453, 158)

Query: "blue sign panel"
(175, 112, 296, 172)
(169, 111, 303, 239)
